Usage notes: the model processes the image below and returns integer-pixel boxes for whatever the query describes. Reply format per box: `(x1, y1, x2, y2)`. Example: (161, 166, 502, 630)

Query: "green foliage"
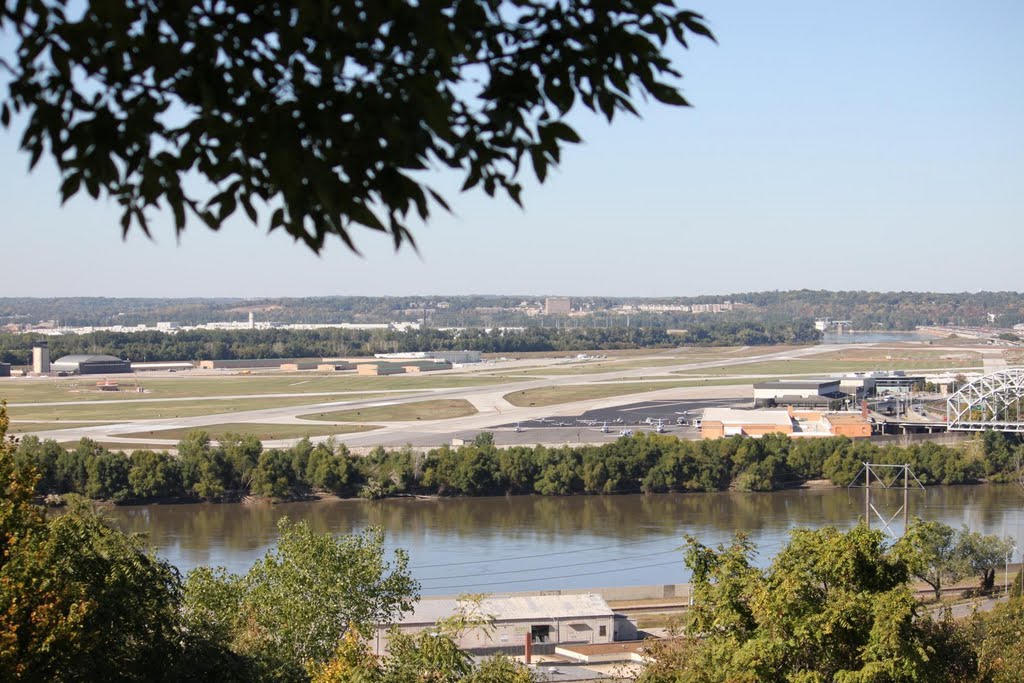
(956, 526, 1016, 593)
(894, 518, 968, 601)
(967, 597, 1024, 683)
(1, 1, 713, 253)
(184, 520, 418, 680)
(251, 449, 299, 498)
(5, 291, 1024, 333)
(0, 320, 820, 365)
(641, 525, 978, 683)
(1, 408, 190, 682)
(306, 442, 355, 494)
(85, 449, 131, 501)
(128, 449, 183, 499)
(10, 427, 1014, 506)
(892, 519, 1014, 600)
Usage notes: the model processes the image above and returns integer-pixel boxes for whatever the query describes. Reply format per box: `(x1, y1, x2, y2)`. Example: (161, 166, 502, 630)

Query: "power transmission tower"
(848, 463, 925, 537)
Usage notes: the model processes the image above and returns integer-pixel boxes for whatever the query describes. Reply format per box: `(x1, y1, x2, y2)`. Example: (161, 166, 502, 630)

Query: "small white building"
(376, 593, 616, 654)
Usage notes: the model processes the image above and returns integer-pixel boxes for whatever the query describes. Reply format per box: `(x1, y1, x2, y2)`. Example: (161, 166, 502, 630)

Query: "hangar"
(51, 354, 132, 375)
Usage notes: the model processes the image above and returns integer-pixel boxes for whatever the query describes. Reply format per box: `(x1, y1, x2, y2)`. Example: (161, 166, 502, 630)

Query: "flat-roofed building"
(702, 407, 871, 439)
(822, 413, 872, 438)
(0, 362, 10, 377)
(874, 374, 924, 396)
(316, 362, 356, 372)
(402, 361, 452, 373)
(377, 594, 615, 654)
(374, 350, 481, 364)
(701, 408, 795, 438)
(199, 359, 293, 370)
(753, 379, 845, 409)
(279, 362, 319, 371)
(838, 374, 876, 400)
(130, 361, 195, 372)
(544, 297, 571, 315)
(356, 362, 406, 376)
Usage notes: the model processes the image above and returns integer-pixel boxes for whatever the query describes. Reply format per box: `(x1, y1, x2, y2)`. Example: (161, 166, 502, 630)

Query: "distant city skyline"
(1, 0, 1021, 298)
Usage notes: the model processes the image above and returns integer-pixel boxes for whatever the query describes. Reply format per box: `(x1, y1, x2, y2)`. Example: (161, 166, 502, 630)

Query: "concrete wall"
(376, 615, 613, 654)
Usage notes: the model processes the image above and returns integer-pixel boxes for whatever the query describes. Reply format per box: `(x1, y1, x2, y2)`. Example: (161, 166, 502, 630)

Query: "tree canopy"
(640, 526, 980, 683)
(0, 1, 713, 253)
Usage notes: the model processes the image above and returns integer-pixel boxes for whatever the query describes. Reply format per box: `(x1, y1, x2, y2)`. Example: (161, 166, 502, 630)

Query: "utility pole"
(849, 463, 924, 537)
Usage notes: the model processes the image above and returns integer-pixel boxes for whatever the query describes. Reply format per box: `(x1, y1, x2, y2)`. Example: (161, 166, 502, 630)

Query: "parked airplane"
(513, 423, 522, 433)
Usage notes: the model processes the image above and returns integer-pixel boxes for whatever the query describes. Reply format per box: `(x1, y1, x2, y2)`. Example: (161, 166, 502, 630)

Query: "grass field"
(494, 347, 808, 377)
(299, 399, 477, 422)
(7, 421, 107, 434)
(0, 372, 525, 404)
(673, 359, 983, 377)
(4, 393, 400, 422)
(504, 381, 700, 407)
(811, 348, 984, 362)
(57, 441, 189, 451)
(120, 423, 380, 441)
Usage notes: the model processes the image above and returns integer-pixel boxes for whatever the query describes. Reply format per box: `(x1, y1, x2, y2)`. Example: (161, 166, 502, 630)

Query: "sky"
(1, 1, 1022, 298)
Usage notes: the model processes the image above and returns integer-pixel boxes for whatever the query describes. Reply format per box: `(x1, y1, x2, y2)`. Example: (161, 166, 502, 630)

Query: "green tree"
(128, 449, 184, 499)
(0, 1, 713, 253)
(221, 432, 264, 489)
(84, 449, 131, 501)
(894, 518, 971, 601)
(251, 448, 299, 498)
(955, 526, 1015, 594)
(184, 519, 418, 681)
(306, 442, 354, 494)
(640, 525, 978, 683)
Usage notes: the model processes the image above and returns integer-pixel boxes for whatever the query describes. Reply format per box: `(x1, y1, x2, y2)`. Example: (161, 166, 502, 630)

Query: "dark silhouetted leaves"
(0, 1, 714, 253)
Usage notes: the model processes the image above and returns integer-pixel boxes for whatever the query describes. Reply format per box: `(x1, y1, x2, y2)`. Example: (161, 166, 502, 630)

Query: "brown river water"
(106, 484, 1024, 595)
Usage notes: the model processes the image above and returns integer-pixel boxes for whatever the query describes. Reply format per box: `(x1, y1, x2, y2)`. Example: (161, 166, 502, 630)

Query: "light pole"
(1007, 545, 1016, 595)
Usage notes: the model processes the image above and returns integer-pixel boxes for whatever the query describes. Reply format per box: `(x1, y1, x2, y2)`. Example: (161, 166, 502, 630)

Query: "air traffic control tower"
(32, 340, 50, 374)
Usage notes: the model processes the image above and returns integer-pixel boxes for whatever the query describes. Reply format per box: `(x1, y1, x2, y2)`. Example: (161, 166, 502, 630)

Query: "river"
(107, 484, 1024, 595)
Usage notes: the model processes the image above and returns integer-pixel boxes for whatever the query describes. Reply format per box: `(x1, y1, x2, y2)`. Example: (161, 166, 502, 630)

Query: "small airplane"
(513, 423, 522, 433)
(600, 421, 610, 433)
(654, 419, 666, 433)
(619, 429, 634, 437)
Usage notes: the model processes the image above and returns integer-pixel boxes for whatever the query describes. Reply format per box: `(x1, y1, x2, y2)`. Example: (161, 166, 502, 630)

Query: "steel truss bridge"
(947, 368, 1024, 432)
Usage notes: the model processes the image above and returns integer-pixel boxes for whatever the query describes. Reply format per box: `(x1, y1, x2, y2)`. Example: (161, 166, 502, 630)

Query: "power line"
(421, 558, 682, 591)
(418, 547, 680, 582)
(410, 535, 680, 569)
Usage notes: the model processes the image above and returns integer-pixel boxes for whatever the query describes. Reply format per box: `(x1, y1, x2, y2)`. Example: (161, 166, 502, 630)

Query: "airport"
(1, 335, 1009, 452)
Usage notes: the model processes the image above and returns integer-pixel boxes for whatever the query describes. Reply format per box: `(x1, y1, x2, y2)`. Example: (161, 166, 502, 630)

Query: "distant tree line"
(4, 290, 1024, 330)
(0, 321, 819, 364)
(11, 430, 1023, 505)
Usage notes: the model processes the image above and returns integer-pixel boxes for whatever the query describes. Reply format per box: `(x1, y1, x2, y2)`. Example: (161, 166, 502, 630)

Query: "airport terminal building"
(51, 354, 132, 375)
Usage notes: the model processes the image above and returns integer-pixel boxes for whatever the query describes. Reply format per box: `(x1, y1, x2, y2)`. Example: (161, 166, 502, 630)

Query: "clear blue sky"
(1, 1, 1021, 298)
